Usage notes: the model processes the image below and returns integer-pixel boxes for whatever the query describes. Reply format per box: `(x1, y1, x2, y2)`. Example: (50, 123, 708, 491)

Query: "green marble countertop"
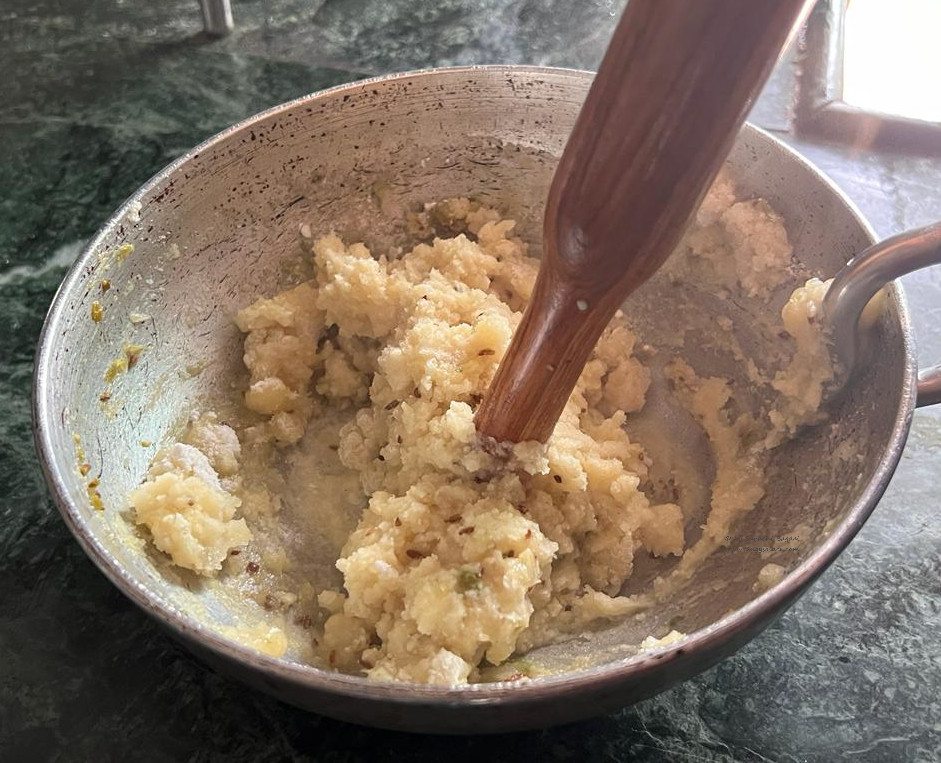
(2, 1, 939, 760)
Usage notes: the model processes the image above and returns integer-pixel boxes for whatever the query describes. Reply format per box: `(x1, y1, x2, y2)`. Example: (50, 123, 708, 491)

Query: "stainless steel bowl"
(33, 66, 941, 733)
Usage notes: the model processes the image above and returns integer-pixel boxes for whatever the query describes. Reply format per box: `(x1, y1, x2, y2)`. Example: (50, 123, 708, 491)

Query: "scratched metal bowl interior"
(37, 68, 903, 710)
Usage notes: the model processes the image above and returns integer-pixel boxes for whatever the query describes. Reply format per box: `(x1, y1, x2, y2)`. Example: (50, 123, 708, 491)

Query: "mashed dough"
(667, 172, 793, 299)
(128, 183, 837, 685)
(754, 562, 787, 593)
(233, 203, 687, 684)
(131, 420, 250, 575)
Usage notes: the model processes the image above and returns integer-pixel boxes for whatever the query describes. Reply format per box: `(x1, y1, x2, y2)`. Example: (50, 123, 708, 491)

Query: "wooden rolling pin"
(475, 0, 815, 443)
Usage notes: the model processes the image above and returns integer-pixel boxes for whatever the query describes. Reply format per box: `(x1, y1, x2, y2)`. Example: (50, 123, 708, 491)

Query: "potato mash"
(129, 176, 836, 685)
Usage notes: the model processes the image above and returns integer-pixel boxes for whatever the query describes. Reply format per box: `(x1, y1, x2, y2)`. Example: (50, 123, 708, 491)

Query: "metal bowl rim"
(32, 64, 918, 706)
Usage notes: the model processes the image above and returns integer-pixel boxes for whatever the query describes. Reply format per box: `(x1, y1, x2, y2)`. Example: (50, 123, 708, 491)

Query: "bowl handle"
(823, 221, 941, 408)
(919, 366, 941, 407)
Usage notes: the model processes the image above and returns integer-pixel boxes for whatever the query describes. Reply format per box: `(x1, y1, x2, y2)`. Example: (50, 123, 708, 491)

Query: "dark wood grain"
(475, 0, 815, 443)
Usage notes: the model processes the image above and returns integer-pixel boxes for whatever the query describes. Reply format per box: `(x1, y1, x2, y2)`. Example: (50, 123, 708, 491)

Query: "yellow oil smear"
(182, 360, 207, 378)
(104, 356, 128, 383)
(478, 658, 536, 683)
(125, 343, 145, 368)
(87, 478, 104, 511)
(97, 242, 135, 272)
(103, 343, 146, 383)
(73, 435, 104, 510)
(218, 623, 288, 658)
(73, 432, 85, 463)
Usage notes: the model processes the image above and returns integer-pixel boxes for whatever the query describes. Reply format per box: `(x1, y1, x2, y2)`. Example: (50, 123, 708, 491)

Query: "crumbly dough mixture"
(235, 202, 688, 684)
(131, 415, 248, 575)
(129, 176, 838, 686)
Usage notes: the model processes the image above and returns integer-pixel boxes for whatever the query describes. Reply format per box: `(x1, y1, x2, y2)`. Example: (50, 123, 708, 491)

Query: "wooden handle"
(476, 0, 814, 443)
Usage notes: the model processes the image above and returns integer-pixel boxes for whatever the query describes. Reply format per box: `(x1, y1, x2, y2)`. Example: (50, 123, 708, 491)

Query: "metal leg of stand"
(199, 0, 234, 37)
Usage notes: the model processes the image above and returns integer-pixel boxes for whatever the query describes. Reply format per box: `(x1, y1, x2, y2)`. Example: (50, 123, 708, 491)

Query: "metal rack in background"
(199, 0, 233, 36)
